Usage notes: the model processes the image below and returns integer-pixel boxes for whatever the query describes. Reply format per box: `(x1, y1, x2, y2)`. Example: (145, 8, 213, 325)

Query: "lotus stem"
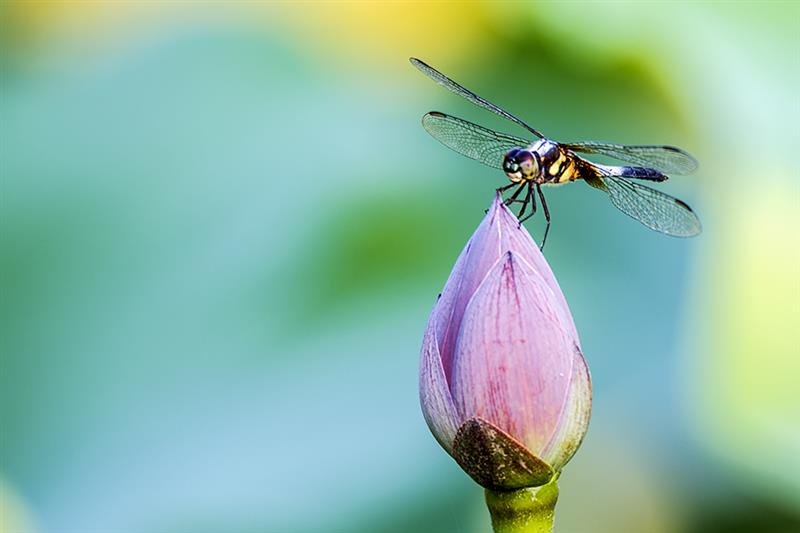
(484, 477, 559, 533)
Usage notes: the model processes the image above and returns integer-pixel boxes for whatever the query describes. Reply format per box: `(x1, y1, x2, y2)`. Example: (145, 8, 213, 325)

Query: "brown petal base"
(452, 417, 554, 491)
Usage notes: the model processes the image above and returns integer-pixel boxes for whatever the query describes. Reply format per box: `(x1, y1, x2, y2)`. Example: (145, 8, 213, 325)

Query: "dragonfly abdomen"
(597, 165, 668, 182)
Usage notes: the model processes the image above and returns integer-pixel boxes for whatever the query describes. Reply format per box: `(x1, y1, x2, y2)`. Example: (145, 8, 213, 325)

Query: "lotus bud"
(419, 193, 591, 531)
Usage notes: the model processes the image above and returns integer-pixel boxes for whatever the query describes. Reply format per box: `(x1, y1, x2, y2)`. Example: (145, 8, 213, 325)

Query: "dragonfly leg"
(504, 183, 526, 207)
(536, 184, 551, 250)
(518, 185, 537, 218)
(486, 183, 518, 213)
(517, 183, 534, 224)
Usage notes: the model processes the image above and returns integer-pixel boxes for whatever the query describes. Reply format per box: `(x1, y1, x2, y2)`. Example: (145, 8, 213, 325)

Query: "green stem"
(484, 478, 559, 533)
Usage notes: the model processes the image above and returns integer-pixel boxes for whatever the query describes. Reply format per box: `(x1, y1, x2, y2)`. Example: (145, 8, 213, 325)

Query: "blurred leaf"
(266, 184, 472, 335)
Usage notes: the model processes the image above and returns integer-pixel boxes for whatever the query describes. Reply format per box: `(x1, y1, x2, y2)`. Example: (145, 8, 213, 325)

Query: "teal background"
(1, 2, 798, 532)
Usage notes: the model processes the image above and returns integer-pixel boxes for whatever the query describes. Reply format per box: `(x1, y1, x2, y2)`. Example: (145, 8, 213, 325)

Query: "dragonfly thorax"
(502, 148, 541, 183)
(512, 139, 577, 185)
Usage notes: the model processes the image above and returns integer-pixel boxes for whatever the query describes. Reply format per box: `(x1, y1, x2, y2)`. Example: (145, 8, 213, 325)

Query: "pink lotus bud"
(419, 193, 591, 490)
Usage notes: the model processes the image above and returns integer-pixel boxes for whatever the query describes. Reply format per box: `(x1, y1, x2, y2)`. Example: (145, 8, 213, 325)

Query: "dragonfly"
(410, 57, 702, 248)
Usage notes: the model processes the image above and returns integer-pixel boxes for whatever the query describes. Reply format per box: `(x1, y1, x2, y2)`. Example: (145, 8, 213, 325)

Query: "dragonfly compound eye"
(515, 150, 539, 178)
(502, 149, 525, 182)
(503, 149, 521, 171)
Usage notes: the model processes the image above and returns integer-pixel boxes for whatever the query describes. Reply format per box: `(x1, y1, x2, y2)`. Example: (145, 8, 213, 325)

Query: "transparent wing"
(593, 174, 701, 236)
(410, 57, 544, 139)
(422, 112, 530, 169)
(564, 141, 698, 175)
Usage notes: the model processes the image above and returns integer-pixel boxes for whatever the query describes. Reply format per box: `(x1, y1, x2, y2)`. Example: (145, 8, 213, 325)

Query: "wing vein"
(596, 173, 701, 236)
(411, 57, 544, 139)
(422, 112, 530, 169)
(565, 141, 698, 175)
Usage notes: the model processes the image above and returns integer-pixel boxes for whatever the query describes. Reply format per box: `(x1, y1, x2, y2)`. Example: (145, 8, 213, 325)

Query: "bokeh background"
(1, 2, 798, 532)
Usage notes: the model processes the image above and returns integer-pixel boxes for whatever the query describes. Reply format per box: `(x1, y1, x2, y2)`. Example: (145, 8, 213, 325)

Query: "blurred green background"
(1, 2, 798, 532)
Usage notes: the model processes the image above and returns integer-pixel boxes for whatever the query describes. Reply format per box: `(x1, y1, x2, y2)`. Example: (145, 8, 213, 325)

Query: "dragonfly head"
(503, 148, 540, 183)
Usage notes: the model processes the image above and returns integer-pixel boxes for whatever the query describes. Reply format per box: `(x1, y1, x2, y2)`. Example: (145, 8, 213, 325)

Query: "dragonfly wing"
(564, 141, 698, 175)
(422, 112, 530, 169)
(592, 174, 701, 236)
(410, 57, 544, 138)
